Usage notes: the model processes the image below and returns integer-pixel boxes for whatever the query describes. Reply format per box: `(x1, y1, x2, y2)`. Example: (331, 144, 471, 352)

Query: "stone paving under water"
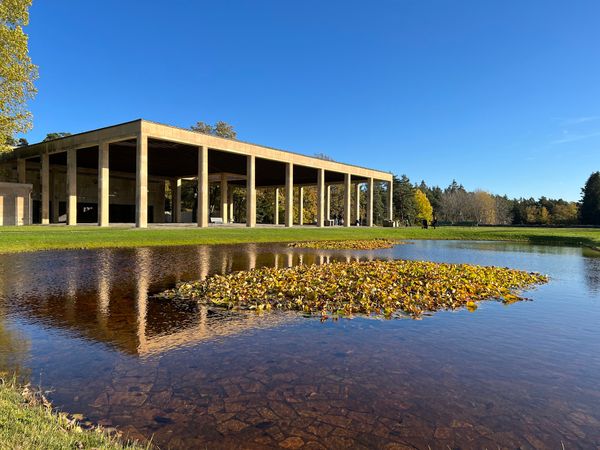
(0, 241, 599, 449)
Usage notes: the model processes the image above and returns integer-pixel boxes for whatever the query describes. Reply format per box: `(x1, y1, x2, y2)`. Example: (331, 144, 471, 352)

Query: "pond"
(0, 241, 599, 449)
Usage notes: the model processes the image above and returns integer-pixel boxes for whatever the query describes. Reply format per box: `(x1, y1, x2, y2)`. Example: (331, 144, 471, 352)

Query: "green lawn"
(0, 379, 144, 450)
(0, 225, 598, 254)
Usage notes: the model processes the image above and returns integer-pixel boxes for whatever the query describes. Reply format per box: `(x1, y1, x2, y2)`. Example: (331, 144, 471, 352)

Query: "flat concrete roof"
(1, 119, 393, 186)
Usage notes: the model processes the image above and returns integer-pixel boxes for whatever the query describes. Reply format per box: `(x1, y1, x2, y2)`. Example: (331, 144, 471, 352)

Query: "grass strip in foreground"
(158, 260, 548, 318)
(288, 238, 404, 250)
(0, 378, 146, 450)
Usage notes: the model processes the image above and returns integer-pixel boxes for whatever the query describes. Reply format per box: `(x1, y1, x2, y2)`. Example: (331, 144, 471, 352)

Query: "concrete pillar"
(274, 187, 280, 225)
(67, 149, 77, 225)
(297, 186, 304, 225)
(135, 134, 148, 228)
(246, 155, 256, 227)
(228, 189, 234, 223)
(15, 195, 24, 226)
(317, 169, 325, 227)
(220, 173, 228, 224)
(198, 145, 208, 228)
(343, 174, 351, 227)
(41, 152, 49, 225)
(366, 178, 374, 227)
(98, 142, 109, 227)
(354, 182, 361, 225)
(17, 159, 26, 183)
(387, 180, 393, 220)
(170, 178, 181, 223)
(285, 163, 293, 227)
(325, 185, 331, 222)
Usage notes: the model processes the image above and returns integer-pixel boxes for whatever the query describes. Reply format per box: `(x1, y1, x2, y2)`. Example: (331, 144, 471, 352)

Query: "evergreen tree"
(580, 171, 600, 225)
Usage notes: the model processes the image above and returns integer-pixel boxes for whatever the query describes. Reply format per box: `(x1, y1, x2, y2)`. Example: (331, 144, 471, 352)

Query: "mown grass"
(0, 225, 598, 254)
(0, 378, 145, 450)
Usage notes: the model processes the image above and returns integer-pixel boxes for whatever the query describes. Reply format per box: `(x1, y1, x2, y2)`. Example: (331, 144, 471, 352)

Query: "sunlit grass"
(0, 377, 146, 450)
(0, 225, 598, 254)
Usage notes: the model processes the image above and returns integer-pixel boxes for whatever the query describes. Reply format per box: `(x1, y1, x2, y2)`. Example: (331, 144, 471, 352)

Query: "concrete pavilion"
(0, 119, 393, 228)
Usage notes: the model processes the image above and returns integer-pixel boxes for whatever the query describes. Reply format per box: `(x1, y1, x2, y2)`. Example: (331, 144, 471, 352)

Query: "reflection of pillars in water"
(319, 254, 324, 265)
(286, 252, 293, 268)
(65, 258, 79, 321)
(345, 255, 351, 263)
(298, 254, 304, 266)
(198, 245, 210, 280)
(97, 249, 111, 330)
(247, 244, 257, 270)
(274, 253, 279, 269)
(220, 250, 228, 275)
(199, 305, 207, 335)
(135, 247, 151, 353)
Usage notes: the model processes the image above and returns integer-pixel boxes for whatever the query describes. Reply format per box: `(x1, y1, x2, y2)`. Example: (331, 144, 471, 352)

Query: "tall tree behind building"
(0, 0, 37, 153)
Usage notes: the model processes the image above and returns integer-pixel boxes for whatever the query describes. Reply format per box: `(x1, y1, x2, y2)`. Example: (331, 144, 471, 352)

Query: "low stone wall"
(0, 182, 32, 226)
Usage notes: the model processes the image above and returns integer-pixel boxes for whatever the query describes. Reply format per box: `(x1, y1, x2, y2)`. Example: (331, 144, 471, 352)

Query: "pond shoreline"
(1, 225, 599, 254)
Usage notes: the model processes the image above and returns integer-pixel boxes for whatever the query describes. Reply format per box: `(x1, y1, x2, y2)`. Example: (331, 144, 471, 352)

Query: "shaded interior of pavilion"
(20, 137, 389, 226)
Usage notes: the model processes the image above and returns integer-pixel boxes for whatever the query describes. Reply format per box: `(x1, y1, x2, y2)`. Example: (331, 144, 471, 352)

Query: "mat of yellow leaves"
(157, 260, 548, 319)
(287, 239, 404, 250)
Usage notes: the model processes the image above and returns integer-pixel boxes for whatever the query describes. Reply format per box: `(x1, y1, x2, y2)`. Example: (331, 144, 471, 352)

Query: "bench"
(210, 217, 224, 224)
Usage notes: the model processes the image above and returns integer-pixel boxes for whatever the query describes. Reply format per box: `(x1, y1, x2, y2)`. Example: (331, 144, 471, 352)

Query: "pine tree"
(580, 172, 600, 225)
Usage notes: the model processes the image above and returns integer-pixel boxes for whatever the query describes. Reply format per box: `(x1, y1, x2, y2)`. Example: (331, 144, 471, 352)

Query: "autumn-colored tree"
(551, 202, 578, 224)
(0, 0, 37, 153)
(472, 190, 497, 224)
(414, 189, 433, 223)
(539, 206, 550, 224)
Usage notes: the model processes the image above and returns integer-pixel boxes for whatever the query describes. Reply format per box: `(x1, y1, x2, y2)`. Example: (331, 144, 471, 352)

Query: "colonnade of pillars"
(27, 134, 393, 228)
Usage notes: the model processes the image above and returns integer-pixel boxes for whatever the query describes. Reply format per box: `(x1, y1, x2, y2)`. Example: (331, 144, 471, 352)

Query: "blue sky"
(22, 0, 600, 201)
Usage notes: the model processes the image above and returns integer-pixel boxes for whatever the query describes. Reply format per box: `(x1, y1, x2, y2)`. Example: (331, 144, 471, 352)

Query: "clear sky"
(22, 0, 600, 201)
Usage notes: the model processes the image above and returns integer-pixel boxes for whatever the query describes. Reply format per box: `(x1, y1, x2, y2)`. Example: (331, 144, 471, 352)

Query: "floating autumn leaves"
(157, 260, 548, 319)
(288, 239, 404, 250)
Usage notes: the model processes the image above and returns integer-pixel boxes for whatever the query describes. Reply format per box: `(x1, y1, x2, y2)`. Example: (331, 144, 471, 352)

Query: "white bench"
(210, 217, 224, 224)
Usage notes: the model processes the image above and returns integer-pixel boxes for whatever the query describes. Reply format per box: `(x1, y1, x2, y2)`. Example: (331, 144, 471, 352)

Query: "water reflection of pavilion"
(0, 244, 377, 357)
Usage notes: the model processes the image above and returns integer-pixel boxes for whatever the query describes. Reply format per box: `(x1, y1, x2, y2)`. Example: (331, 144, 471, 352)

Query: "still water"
(0, 241, 599, 449)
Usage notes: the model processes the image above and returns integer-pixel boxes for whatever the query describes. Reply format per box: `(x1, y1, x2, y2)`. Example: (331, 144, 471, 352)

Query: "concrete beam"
(98, 142, 109, 226)
(141, 121, 392, 183)
(285, 163, 293, 227)
(246, 155, 256, 227)
(198, 145, 209, 228)
(135, 134, 148, 228)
